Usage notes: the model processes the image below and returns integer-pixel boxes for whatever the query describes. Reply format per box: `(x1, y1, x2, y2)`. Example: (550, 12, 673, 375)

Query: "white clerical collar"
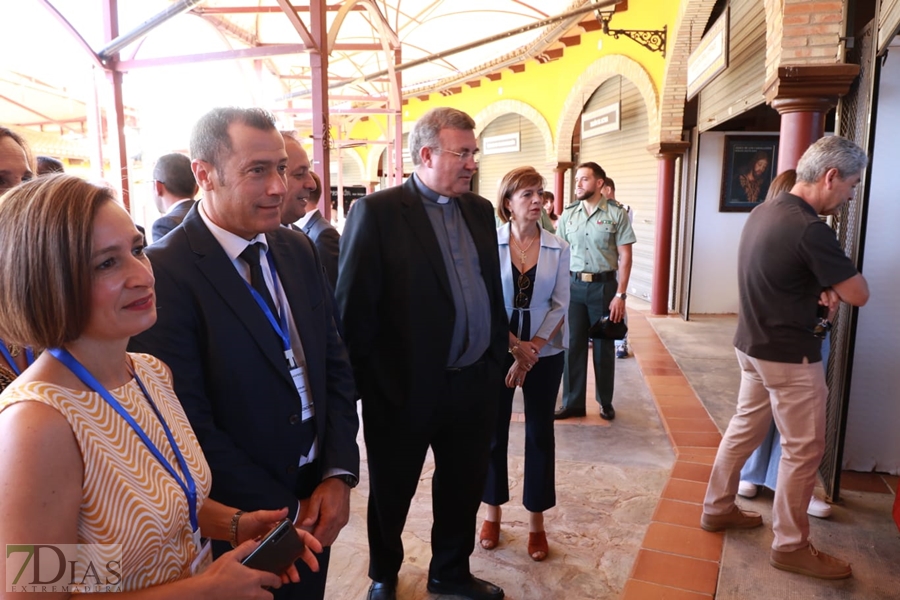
(413, 173, 453, 205)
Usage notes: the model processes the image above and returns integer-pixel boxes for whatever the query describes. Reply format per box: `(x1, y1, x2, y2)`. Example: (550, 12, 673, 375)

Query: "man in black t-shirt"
(701, 136, 870, 580)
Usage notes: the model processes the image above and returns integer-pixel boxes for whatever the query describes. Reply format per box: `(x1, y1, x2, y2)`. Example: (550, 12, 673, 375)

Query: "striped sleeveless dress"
(0, 353, 211, 591)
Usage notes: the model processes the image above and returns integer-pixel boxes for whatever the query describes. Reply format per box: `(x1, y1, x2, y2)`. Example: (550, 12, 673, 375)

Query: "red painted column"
(310, 0, 331, 221)
(553, 163, 573, 214)
(651, 156, 675, 315)
(101, 0, 130, 210)
(648, 142, 689, 316)
(764, 65, 861, 173)
(771, 98, 828, 172)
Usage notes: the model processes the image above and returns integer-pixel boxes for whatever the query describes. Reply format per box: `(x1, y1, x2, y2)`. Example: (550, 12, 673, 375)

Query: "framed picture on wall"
(720, 135, 779, 212)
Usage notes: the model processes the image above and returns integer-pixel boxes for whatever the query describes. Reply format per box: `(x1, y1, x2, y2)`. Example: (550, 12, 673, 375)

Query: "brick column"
(647, 142, 689, 316)
(765, 64, 859, 172)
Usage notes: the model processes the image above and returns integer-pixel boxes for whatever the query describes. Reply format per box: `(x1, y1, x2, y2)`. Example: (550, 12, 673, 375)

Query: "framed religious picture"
(720, 135, 779, 212)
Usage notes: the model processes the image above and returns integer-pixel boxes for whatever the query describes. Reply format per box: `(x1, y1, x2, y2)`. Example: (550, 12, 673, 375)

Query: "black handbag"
(588, 316, 628, 340)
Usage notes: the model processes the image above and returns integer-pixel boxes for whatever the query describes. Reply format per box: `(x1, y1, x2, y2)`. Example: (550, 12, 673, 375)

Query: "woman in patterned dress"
(0, 175, 321, 596)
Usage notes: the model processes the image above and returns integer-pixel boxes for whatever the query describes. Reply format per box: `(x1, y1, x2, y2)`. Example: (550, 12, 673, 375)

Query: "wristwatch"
(617, 293, 627, 301)
(330, 474, 359, 489)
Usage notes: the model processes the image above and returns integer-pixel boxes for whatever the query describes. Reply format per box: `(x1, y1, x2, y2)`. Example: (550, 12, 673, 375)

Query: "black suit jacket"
(335, 177, 507, 413)
(151, 199, 195, 244)
(130, 204, 359, 517)
(301, 210, 341, 290)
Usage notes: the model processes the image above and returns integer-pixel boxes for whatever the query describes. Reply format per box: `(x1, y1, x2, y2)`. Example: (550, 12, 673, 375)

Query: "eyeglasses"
(514, 273, 530, 308)
(438, 148, 480, 163)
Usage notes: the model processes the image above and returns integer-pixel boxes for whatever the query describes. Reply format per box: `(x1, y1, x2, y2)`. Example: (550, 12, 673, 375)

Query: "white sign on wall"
(687, 8, 729, 100)
(482, 132, 520, 155)
(581, 102, 620, 140)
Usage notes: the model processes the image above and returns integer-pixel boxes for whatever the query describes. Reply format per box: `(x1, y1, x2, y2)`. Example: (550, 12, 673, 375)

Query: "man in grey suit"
(130, 107, 359, 600)
(150, 152, 197, 243)
(297, 171, 340, 289)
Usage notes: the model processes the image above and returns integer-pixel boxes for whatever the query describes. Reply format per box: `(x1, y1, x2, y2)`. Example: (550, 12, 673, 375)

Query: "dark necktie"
(239, 242, 279, 318)
(240, 242, 317, 462)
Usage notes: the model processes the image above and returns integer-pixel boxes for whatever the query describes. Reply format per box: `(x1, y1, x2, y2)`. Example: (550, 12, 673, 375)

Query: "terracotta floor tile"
(652, 498, 705, 528)
(671, 461, 713, 483)
(841, 470, 892, 494)
(659, 405, 713, 420)
(631, 549, 719, 595)
(642, 367, 686, 376)
(670, 431, 722, 449)
(645, 375, 692, 390)
(653, 394, 702, 408)
(676, 447, 719, 464)
(662, 478, 708, 504)
(637, 358, 680, 369)
(631, 341, 672, 351)
(883, 474, 898, 494)
(631, 345, 670, 357)
(622, 580, 713, 600)
(665, 418, 720, 433)
(642, 522, 724, 562)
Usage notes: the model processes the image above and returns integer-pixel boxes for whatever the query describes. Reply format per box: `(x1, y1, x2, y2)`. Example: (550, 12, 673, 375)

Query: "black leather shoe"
(367, 579, 397, 600)
(554, 406, 586, 420)
(427, 576, 504, 600)
(600, 406, 616, 420)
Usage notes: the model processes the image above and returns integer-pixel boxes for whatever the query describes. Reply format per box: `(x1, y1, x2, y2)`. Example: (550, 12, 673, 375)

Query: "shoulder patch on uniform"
(607, 198, 622, 208)
(562, 202, 580, 211)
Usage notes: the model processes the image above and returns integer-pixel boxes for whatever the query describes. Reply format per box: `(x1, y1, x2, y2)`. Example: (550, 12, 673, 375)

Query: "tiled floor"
(324, 304, 900, 599)
(633, 310, 900, 600)
(621, 311, 724, 599)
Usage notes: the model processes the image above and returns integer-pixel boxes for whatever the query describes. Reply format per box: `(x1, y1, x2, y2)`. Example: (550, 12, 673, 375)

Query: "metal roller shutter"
(329, 150, 363, 185)
(578, 75, 656, 302)
(378, 135, 415, 189)
(477, 113, 549, 207)
(697, 0, 766, 132)
(880, 0, 900, 53)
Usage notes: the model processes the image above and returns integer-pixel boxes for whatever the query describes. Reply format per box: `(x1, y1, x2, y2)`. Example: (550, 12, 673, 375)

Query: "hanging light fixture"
(595, 7, 667, 57)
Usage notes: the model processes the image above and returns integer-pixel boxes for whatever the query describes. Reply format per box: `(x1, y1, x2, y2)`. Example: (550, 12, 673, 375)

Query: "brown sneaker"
(700, 505, 763, 532)
(770, 542, 852, 580)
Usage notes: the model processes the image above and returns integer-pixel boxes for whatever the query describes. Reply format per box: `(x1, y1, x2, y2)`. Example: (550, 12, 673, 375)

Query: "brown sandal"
(479, 520, 500, 550)
(528, 531, 548, 561)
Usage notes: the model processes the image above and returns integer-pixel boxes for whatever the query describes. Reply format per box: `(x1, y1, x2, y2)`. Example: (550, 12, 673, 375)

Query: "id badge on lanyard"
(245, 251, 315, 423)
(190, 530, 212, 575)
(48, 348, 203, 573)
(286, 348, 314, 422)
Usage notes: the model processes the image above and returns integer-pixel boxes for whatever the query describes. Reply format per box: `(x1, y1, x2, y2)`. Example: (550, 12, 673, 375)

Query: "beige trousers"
(703, 348, 827, 551)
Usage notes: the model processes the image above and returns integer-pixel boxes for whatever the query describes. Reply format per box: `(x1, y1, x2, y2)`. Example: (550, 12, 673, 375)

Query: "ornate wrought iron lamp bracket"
(596, 10, 667, 58)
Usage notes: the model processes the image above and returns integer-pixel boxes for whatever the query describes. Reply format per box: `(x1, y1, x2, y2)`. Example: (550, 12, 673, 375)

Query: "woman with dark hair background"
(0, 126, 36, 393)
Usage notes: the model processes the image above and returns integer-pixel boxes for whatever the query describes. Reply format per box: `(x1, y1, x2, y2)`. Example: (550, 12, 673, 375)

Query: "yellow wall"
(350, 1, 679, 174)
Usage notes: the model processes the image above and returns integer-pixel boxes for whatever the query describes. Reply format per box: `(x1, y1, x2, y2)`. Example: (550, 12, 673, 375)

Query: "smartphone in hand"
(241, 519, 306, 575)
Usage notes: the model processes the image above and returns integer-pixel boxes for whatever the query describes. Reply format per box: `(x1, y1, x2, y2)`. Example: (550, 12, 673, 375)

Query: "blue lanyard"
(0, 339, 35, 377)
(48, 348, 198, 532)
(243, 249, 291, 353)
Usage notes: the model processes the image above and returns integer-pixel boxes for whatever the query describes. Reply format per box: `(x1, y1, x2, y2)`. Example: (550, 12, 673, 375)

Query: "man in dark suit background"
(150, 152, 197, 243)
(279, 130, 314, 227)
(130, 107, 359, 600)
(298, 171, 340, 289)
(336, 107, 508, 600)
